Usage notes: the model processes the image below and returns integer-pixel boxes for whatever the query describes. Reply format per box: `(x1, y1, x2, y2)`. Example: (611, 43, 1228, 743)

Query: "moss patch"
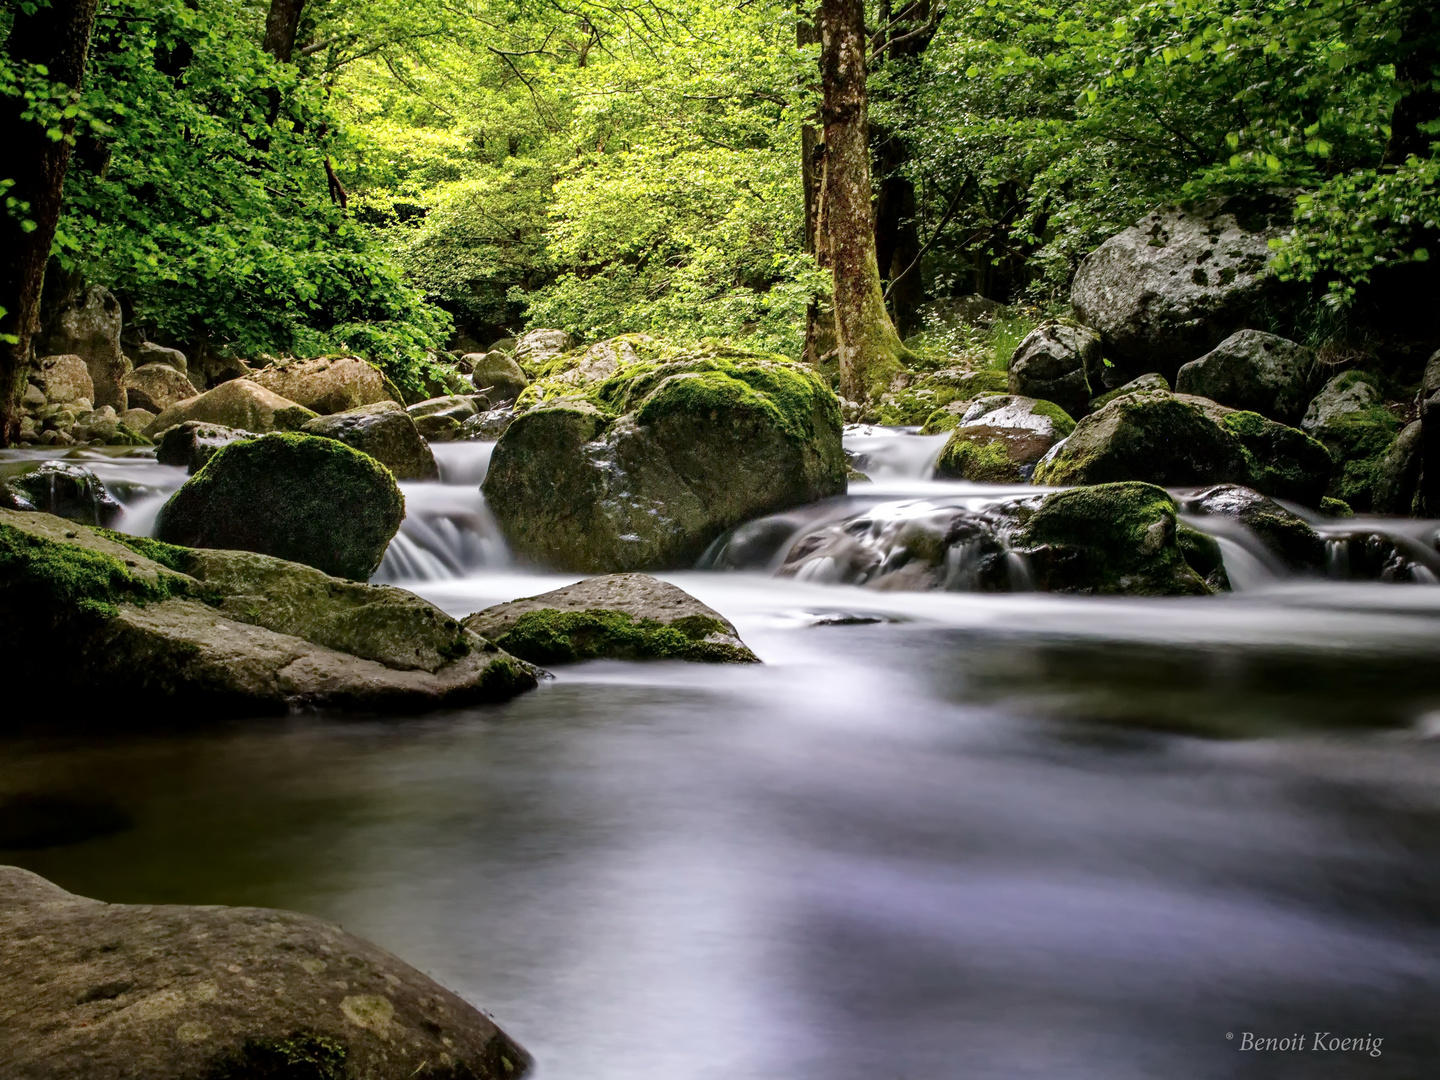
(1222, 411, 1334, 506)
(1028, 399, 1077, 438)
(494, 608, 755, 665)
(935, 437, 1016, 482)
(1320, 496, 1354, 517)
(95, 530, 193, 573)
(1315, 406, 1401, 511)
(1177, 524, 1229, 591)
(0, 524, 190, 620)
(203, 1031, 346, 1080)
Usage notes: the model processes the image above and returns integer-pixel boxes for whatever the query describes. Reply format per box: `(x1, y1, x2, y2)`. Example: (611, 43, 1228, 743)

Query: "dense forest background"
(3, 0, 1437, 391)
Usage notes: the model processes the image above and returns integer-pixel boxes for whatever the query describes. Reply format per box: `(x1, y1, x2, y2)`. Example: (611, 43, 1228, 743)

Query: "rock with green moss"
(142, 378, 317, 438)
(0, 508, 538, 717)
(1179, 484, 1325, 572)
(933, 395, 1074, 481)
(1007, 322, 1101, 418)
(1175, 330, 1316, 424)
(1033, 390, 1332, 505)
(1176, 523, 1230, 592)
(156, 421, 250, 473)
(486, 344, 845, 571)
(0, 866, 533, 1079)
(5, 463, 123, 526)
(1087, 372, 1170, 412)
(155, 433, 404, 580)
(884, 368, 1010, 428)
(464, 573, 758, 664)
(1300, 372, 1401, 510)
(302, 401, 439, 481)
(1372, 420, 1422, 515)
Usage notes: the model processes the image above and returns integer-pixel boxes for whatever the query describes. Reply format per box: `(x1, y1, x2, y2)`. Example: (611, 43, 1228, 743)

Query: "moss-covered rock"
(155, 421, 251, 473)
(0, 509, 538, 718)
(1372, 420, 1422, 515)
(1033, 390, 1332, 505)
(1179, 484, 1325, 572)
(933, 395, 1073, 481)
(4, 463, 123, 526)
(463, 573, 758, 664)
(485, 345, 845, 572)
(1087, 372, 1170, 412)
(1299, 372, 1401, 511)
(302, 401, 439, 481)
(155, 433, 404, 580)
(883, 368, 1010, 428)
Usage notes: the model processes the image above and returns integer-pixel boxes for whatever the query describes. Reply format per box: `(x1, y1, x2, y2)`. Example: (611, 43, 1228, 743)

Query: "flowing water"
(3, 435, 1440, 1078)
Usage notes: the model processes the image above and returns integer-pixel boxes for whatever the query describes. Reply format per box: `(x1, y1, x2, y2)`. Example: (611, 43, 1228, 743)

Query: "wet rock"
(1322, 531, 1437, 583)
(35, 286, 132, 410)
(464, 573, 758, 664)
(143, 379, 317, 438)
(466, 351, 528, 402)
(1175, 330, 1316, 424)
(0, 865, 533, 1079)
(1006, 322, 1101, 418)
(124, 362, 200, 414)
(0, 509, 538, 716)
(302, 401, 439, 481)
(487, 346, 845, 571)
(1033, 390, 1332, 505)
(460, 407, 518, 441)
(156, 433, 404, 580)
(406, 395, 484, 422)
(1070, 199, 1288, 378)
(32, 354, 94, 406)
(933, 395, 1074, 481)
(250, 356, 402, 415)
(513, 328, 574, 369)
(4, 463, 123, 526)
(1179, 484, 1325, 571)
(414, 414, 462, 441)
(133, 341, 188, 374)
(1088, 372, 1169, 412)
(156, 421, 251, 473)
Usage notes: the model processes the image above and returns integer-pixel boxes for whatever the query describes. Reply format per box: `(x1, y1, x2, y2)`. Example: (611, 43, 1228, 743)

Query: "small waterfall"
(844, 425, 950, 480)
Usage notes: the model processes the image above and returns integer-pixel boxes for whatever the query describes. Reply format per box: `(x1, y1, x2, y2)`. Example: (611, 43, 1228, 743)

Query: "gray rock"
(156, 421, 251, 473)
(35, 286, 132, 410)
(1175, 330, 1316, 424)
(73, 405, 148, 446)
(125, 362, 199, 414)
(0, 865, 532, 1079)
(406, 395, 484, 422)
(134, 341, 188, 374)
(302, 401, 440, 481)
(513, 328, 574, 367)
(464, 573, 759, 664)
(0, 509, 538, 715)
(1070, 200, 1286, 378)
(461, 407, 518, 441)
(1006, 322, 1100, 417)
(119, 407, 156, 430)
(143, 379, 317, 438)
(1178, 484, 1325, 571)
(1302, 371, 1383, 434)
(250, 356, 403, 415)
(21, 382, 46, 409)
(4, 463, 122, 526)
(32, 354, 94, 406)
(1088, 372, 1170, 411)
(414, 414, 463, 442)
(933, 394, 1074, 481)
(467, 350, 529, 402)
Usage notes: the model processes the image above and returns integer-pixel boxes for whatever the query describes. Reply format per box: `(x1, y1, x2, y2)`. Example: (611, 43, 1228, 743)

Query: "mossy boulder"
(4, 463, 123, 526)
(0, 509, 538, 717)
(142, 378, 317, 438)
(464, 573, 758, 664)
(881, 368, 1010, 427)
(465, 350, 529, 402)
(0, 866, 533, 1079)
(1373, 420, 1423, 515)
(1033, 390, 1332, 505)
(485, 345, 845, 571)
(1006, 322, 1101, 418)
(1300, 372, 1401, 511)
(933, 395, 1074, 481)
(250, 355, 402, 415)
(155, 433, 404, 580)
(155, 421, 250, 473)
(1179, 484, 1325, 571)
(1174, 330, 1316, 424)
(302, 401, 439, 481)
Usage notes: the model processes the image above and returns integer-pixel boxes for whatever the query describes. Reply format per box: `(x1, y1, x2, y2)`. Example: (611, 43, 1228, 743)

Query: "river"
(2, 434, 1438, 1078)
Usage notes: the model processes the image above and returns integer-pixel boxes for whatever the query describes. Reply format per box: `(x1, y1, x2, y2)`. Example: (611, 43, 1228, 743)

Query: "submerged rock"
(155, 433, 404, 580)
(143, 378, 317, 438)
(464, 573, 758, 664)
(155, 421, 251, 473)
(250, 355, 402, 415)
(1175, 330, 1316, 424)
(933, 395, 1074, 482)
(486, 343, 845, 572)
(1033, 390, 1332, 505)
(302, 401, 439, 481)
(0, 865, 533, 1079)
(4, 463, 122, 527)
(1070, 200, 1288, 377)
(0, 509, 538, 716)
(1179, 484, 1325, 572)
(1006, 322, 1101, 417)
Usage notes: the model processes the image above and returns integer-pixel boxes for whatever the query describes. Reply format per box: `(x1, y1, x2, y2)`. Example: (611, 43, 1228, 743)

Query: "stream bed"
(2, 436, 1440, 1078)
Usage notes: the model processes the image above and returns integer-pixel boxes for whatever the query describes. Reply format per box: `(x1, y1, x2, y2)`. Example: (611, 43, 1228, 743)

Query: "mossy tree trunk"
(0, 0, 101, 447)
(816, 0, 911, 404)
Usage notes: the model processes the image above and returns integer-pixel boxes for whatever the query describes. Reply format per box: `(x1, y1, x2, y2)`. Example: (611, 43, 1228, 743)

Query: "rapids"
(3, 433, 1440, 1078)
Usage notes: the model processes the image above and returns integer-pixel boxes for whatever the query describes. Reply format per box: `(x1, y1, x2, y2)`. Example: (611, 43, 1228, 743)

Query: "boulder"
(933, 395, 1074, 482)
(1415, 350, 1440, 516)
(1373, 420, 1423, 515)
(134, 341, 188, 374)
(1088, 372, 1170, 412)
(250, 356, 401, 415)
(0, 510, 537, 716)
(72, 406, 149, 446)
(1302, 370, 1385, 434)
(1070, 199, 1287, 378)
(1006, 322, 1101, 417)
(4, 463, 122, 526)
(464, 573, 759, 664)
(1033, 390, 1331, 505)
(1175, 330, 1316, 424)
(32, 354, 94, 406)
(125, 362, 200, 413)
(466, 350, 529, 402)
(143, 378, 317, 438)
(1178, 484, 1325, 571)
(513, 328, 574, 369)
(460, 407, 518, 441)
(515, 335, 651, 395)
(119, 407, 156, 431)
(0, 867, 532, 1080)
(1301, 372, 1400, 510)
(407, 395, 483, 421)
(302, 401, 439, 481)
(912, 370, 1014, 432)
(156, 422, 251, 473)
(486, 347, 846, 572)
(34, 286, 131, 410)
(155, 433, 404, 580)
(414, 414, 463, 441)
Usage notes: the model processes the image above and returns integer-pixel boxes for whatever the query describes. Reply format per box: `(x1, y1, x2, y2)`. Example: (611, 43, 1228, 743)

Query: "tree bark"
(817, 0, 910, 403)
(0, 0, 101, 446)
(263, 0, 307, 63)
(1380, 3, 1439, 166)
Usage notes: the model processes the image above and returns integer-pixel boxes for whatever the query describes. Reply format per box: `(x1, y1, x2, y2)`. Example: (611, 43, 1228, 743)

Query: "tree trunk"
(0, 0, 101, 447)
(817, 0, 910, 403)
(263, 0, 306, 63)
(1381, 4, 1439, 166)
